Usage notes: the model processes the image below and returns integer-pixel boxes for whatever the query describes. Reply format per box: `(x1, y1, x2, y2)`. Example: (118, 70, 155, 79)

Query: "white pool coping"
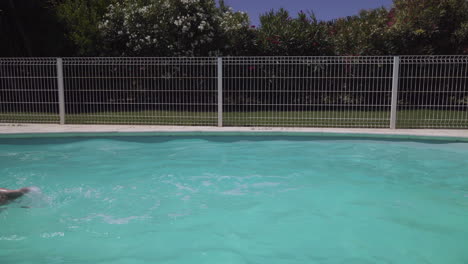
(1, 123, 468, 139)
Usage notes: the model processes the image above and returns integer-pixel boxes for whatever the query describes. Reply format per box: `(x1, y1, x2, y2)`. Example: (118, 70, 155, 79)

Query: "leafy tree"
(217, 1, 256, 56)
(330, 8, 391, 55)
(256, 8, 333, 56)
(388, 0, 468, 54)
(52, 0, 111, 56)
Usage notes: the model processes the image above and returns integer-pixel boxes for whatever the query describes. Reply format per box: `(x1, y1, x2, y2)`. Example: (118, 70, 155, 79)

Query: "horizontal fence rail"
(0, 56, 467, 129)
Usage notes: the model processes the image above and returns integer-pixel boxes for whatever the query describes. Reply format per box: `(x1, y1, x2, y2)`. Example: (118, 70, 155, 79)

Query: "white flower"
(139, 6, 149, 13)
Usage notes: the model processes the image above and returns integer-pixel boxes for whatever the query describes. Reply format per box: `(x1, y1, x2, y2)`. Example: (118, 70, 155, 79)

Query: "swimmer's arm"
(0, 188, 30, 200)
(0, 196, 7, 206)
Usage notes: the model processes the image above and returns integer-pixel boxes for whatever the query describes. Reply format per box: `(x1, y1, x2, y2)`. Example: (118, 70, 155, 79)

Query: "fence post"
(217, 57, 223, 127)
(56, 58, 65, 125)
(390, 56, 400, 129)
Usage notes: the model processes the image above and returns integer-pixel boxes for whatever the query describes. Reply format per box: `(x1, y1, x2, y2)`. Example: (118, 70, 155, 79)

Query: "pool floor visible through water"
(0, 135, 468, 264)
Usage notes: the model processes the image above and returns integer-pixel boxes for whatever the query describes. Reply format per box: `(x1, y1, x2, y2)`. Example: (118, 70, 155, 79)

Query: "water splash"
(19, 187, 51, 208)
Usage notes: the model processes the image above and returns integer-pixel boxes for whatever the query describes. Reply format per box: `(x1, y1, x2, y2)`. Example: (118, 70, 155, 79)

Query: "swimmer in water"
(0, 187, 32, 206)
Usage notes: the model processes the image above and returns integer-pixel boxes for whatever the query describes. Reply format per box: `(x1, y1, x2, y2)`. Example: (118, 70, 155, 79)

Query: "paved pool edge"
(1, 123, 468, 141)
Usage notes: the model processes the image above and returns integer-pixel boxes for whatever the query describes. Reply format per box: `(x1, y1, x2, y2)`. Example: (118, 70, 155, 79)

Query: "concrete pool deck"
(1, 123, 468, 139)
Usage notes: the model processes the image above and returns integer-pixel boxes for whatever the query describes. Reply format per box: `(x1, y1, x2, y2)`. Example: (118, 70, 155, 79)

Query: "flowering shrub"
(54, 0, 111, 56)
(218, 5, 256, 55)
(330, 8, 391, 56)
(387, 0, 468, 55)
(454, 22, 468, 54)
(255, 9, 333, 56)
(98, 0, 252, 56)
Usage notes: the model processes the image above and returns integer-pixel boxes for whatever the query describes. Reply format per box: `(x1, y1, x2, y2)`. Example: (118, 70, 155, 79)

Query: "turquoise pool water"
(1, 135, 468, 264)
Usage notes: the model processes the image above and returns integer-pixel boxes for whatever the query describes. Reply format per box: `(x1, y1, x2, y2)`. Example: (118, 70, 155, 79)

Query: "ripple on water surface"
(1, 136, 468, 264)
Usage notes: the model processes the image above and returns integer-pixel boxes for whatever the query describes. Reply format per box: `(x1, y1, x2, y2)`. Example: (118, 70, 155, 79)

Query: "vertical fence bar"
(56, 58, 65, 124)
(217, 57, 223, 127)
(390, 56, 400, 129)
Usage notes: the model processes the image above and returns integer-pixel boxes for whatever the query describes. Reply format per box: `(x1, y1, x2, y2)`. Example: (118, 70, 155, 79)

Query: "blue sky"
(223, 0, 393, 25)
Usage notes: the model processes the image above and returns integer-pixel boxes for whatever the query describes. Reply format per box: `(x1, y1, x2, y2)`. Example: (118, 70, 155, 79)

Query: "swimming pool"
(1, 134, 467, 264)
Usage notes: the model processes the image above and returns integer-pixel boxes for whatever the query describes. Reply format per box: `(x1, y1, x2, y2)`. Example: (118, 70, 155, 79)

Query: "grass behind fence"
(1, 110, 467, 128)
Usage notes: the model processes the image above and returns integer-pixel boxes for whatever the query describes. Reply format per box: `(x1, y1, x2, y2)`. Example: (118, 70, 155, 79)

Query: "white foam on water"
(98, 214, 146, 225)
(0, 235, 26, 241)
(174, 183, 197, 192)
(28, 186, 41, 193)
(75, 213, 151, 225)
(41, 232, 65, 239)
(18, 187, 51, 208)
